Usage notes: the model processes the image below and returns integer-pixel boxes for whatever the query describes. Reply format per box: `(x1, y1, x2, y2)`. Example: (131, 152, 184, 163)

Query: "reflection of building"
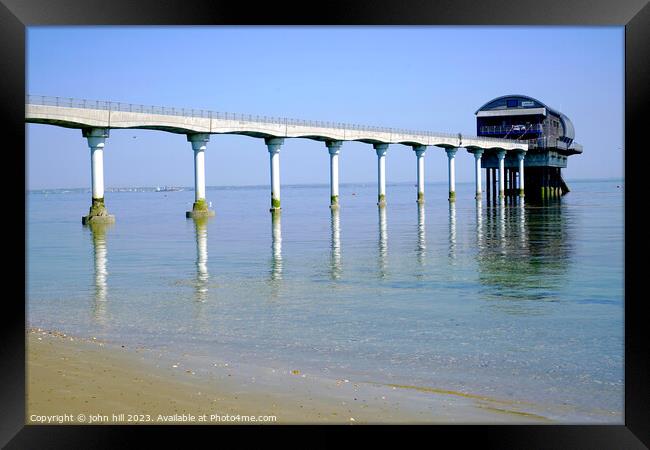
(89, 222, 111, 323)
(476, 203, 571, 310)
(476, 95, 582, 200)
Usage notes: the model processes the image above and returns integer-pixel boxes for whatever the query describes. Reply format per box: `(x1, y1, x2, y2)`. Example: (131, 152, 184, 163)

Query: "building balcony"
(479, 124, 544, 136)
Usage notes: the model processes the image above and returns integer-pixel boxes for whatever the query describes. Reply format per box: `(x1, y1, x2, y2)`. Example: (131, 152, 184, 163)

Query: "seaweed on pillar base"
(270, 196, 281, 212)
(82, 197, 115, 225)
(186, 199, 216, 218)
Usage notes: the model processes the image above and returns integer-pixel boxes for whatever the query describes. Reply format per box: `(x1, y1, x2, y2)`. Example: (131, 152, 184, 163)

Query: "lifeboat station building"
(475, 95, 583, 201)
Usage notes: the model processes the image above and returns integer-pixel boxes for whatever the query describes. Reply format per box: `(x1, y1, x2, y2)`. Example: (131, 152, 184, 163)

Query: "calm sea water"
(27, 179, 624, 422)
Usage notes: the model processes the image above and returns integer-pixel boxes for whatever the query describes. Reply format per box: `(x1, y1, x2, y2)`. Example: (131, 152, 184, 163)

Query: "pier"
(26, 95, 531, 223)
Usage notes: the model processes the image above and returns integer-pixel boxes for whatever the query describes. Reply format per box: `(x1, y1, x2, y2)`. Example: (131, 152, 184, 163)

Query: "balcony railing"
(26, 94, 524, 147)
(526, 137, 582, 152)
(479, 124, 543, 135)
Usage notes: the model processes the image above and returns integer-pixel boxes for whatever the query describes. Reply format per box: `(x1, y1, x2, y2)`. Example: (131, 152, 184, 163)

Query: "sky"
(26, 26, 624, 189)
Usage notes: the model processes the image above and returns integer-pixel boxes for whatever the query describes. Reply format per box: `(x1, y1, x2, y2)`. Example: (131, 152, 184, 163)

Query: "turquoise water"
(27, 179, 624, 422)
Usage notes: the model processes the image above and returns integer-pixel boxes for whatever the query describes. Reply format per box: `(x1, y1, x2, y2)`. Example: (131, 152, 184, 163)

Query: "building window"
(506, 99, 518, 108)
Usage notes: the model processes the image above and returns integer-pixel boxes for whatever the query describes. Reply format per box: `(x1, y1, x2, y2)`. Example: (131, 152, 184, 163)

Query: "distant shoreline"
(27, 177, 624, 194)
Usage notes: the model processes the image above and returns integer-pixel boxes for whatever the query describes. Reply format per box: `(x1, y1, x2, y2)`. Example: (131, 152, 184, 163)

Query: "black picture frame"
(2, 0, 647, 447)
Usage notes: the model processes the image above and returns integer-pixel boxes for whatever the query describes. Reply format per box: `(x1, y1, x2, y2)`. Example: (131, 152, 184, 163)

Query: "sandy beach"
(26, 328, 552, 425)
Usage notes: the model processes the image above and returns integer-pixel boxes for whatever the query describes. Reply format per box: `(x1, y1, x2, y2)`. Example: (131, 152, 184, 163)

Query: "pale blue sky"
(26, 26, 624, 189)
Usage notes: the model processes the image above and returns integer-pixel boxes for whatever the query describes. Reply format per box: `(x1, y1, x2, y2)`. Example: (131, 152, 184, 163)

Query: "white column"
(91, 144, 105, 200)
(472, 149, 484, 199)
(265, 138, 284, 211)
(374, 143, 389, 206)
(186, 133, 214, 218)
(413, 145, 427, 203)
(187, 134, 210, 202)
(517, 151, 526, 197)
(326, 141, 342, 208)
(496, 150, 506, 198)
(446, 148, 458, 202)
(82, 128, 114, 224)
(83, 128, 109, 201)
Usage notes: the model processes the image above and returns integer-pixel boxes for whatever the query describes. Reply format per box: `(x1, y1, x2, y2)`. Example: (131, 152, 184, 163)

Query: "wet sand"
(26, 329, 549, 424)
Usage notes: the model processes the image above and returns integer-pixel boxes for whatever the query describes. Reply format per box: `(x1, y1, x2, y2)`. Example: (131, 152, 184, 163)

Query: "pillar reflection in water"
(193, 216, 209, 303)
(448, 201, 456, 261)
(89, 222, 111, 323)
(330, 208, 341, 280)
(378, 206, 387, 278)
(518, 198, 527, 248)
(271, 211, 282, 281)
(476, 198, 484, 251)
(498, 197, 506, 251)
(416, 203, 426, 266)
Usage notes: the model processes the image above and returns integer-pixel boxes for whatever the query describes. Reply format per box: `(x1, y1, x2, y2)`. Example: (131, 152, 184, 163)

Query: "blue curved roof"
(476, 94, 574, 141)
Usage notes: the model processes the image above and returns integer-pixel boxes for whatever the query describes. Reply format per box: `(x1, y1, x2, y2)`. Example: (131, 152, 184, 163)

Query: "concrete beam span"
(26, 98, 528, 152)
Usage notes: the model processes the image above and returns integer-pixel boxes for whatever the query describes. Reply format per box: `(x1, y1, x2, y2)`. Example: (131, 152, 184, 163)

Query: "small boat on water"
(155, 186, 184, 192)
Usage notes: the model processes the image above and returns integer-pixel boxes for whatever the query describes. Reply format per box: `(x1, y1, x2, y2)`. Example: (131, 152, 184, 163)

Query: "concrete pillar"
(496, 150, 506, 199)
(266, 138, 284, 212)
(326, 141, 342, 209)
(186, 133, 215, 218)
(517, 151, 526, 197)
(413, 145, 427, 203)
(82, 128, 114, 225)
(446, 148, 458, 202)
(470, 149, 484, 200)
(491, 168, 498, 203)
(374, 143, 389, 207)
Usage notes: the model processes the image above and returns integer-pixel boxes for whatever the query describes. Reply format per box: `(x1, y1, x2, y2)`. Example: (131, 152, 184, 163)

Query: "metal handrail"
(26, 94, 523, 146)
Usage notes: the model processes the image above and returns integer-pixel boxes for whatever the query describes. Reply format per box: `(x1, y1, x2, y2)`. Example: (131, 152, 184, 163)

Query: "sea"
(26, 179, 624, 423)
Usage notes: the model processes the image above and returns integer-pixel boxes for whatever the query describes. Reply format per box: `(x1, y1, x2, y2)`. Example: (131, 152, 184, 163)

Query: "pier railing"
(26, 94, 521, 146)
